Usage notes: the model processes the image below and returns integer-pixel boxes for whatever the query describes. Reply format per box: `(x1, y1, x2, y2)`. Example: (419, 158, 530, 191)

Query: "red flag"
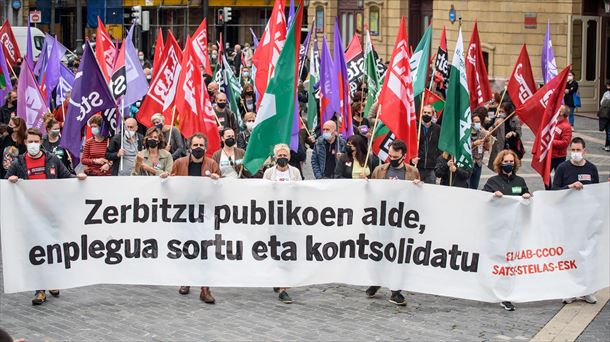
(152, 27, 164, 78)
(507, 44, 537, 108)
(110, 36, 127, 99)
(95, 17, 116, 82)
(424, 88, 445, 118)
(0, 20, 22, 65)
(466, 21, 492, 109)
(529, 66, 570, 186)
(252, 0, 287, 108)
(137, 31, 183, 127)
(344, 33, 362, 61)
(175, 36, 220, 157)
(376, 17, 417, 161)
(192, 19, 213, 76)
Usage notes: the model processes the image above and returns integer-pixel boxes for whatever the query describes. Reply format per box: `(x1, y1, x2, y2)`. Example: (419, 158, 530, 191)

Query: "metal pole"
(76, 0, 83, 47)
(50, 0, 56, 35)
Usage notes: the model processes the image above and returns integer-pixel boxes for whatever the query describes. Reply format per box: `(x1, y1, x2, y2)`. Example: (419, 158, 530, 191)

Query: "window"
(315, 7, 324, 33)
(369, 6, 380, 36)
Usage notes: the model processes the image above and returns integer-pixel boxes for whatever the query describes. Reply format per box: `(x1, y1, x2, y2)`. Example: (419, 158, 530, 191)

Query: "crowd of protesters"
(0, 41, 605, 311)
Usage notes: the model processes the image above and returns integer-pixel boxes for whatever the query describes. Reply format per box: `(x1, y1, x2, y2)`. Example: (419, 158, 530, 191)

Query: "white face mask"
(568, 76, 574, 82)
(125, 130, 136, 138)
(246, 122, 255, 131)
(571, 151, 584, 162)
(27, 142, 41, 156)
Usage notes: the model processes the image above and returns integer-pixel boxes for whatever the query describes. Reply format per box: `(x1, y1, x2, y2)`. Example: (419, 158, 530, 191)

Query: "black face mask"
(276, 157, 289, 167)
(191, 147, 206, 159)
(501, 163, 514, 174)
(245, 91, 254, 97)
(6, 126, 14, 134)
(345, 145, 353, 154)
(422, 115, 432, 123)
(389, 157, 403, 168)
(224, 138, 236, 147)
(216, 102, 227, 109)
(147, 139, 159, 148)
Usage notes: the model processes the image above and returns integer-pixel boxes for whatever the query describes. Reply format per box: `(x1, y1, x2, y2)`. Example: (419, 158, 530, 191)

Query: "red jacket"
(551, 118, 572, 158)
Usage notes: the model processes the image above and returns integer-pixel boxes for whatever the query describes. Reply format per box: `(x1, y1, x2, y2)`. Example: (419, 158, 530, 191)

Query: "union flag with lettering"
(507, 44, 537, 108)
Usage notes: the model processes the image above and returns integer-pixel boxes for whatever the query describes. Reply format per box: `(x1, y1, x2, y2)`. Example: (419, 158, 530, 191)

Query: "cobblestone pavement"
(1, 116, 608, 341)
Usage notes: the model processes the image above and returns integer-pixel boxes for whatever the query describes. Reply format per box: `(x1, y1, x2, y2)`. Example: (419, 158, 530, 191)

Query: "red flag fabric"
(95, 17, 116, 83)
(110, 36, 126, 99)
(0, 20, 22, 66)
(424, 88, 445, 118)
(251, 0, 287, 109)
(137, 31, 183, 127)
(344, 33, 362, 61)
(192, 19, 213, 76)
(466, 21, 492, 110)
(507, 44, 537, 108)
(152, 28, 164, 78)
(376, 17, 417, 161)
(529, 66, 570, 186)
(175, 36, 219, 157)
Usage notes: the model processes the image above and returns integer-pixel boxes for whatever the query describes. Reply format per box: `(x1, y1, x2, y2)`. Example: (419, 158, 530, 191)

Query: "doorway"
(569, 15, 602, 112)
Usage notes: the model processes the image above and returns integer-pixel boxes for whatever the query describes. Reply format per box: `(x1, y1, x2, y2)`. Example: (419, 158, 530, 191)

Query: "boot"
(178, 286, 190, 295)
(199, 287, 215, 304)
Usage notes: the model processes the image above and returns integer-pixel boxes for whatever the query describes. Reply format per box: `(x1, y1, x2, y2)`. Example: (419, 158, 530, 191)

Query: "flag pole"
(494, 87, 507, 116)
(363, 103, 382, 173)
(120, 96, 125, 171)
(167, 105, 176, 146)
(485, 110, 516, 137)
(5, 57, 17, 79)
(449, 156, 454, 187)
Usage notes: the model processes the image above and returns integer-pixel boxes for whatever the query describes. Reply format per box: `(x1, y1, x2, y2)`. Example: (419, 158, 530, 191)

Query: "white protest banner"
(1, 178, 608, 303)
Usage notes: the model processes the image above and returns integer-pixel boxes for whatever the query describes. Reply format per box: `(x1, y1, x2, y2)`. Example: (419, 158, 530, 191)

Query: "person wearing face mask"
(150, 113, 186, 160)
(237, 112, 256, 149)
(239, 84, 256, 118)
(263, 144, 302, 304)
(106, 118, 144, 176)
(171, 132, 220, 304)
(1, 146, 18, 179)
(469, 111, 492, 189)
(207, 82, 220, 105)
(351, 102, 370, 135)
(311, 120, 346, 179)
(482, 149, 530, 312)
(487, 102, 523, 171)
(138, 51, 152, 69)
(367, 140, 420, 306)
(214, 92, 238, 132)
(564, 71, 579, 129)
(143, 67, 152, 82)
(5, 128, 87, 306)
(1, 91, 18, 125)
(552, 137, 599, 305)
(132, 127, 173, 177)
(81, 115, 113, 176)
(0, 117, 27, 156)
(547, 105, 573, 189)
(42, 118, 74, 174)
(240, 67, 252, 87)
(212, 128, 248, 178)
(411, 105, 441, 184)
(334, 134, 377, 179)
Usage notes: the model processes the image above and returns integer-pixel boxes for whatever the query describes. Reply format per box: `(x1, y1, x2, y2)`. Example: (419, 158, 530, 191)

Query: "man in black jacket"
(412, 105, 441, 184)
(106, 118, 144, 176)
(6, 128, 86, 305)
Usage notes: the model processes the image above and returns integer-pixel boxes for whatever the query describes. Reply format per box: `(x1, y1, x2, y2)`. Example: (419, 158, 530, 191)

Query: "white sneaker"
(582, 294, 597, 304)
(562, 297, 576, 304)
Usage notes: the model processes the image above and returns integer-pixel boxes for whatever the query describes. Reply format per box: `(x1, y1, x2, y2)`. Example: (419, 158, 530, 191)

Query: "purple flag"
(56, 64, 75, 105)
(60, 42, 116, 165)
(17, 62, 49, 131)
(333, 19, 353, 139)
(319, 36, 338, 125)
(541, 20, 558, 84)
(0, 44, 13, 107)
(26, 18, 34, 69)
(288, 0, 296, 28)
(123, 24, 149, 106)
(34, 34, 68, 78)
(298, 20, 314, 75)
(249, 28, 259, 49)
(43, 37, 63, 104)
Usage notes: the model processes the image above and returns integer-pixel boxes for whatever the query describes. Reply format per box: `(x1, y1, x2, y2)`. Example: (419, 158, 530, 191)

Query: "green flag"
(243, 6, 301, 174)
(438, 27, 472, 168)
(306, 35, 319, 132)
(410, 25, 432, 97)
(221, 55, 244, 128)
(363, 30, 381, 118)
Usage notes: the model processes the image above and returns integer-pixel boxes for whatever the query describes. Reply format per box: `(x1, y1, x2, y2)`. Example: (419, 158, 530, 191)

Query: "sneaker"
(178, 286, 190, 295)
(389, 292, 406, 306)
(365, 286, 380, 298)
(501, 301, 515, 311)
(49, 289, 60, 297)
(604, 146, 610, 152)
(278, 290, 293, 304)
(562, 297, 576, 304)
(582, 294, 597, 304)
(32, 291, 46, 305)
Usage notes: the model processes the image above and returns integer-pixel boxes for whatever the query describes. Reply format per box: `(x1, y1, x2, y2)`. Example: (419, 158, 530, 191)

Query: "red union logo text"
(514, 64, 533, 104)
(149, 48, 180, 104)
(537, 108, 561, 161)
(1, 33, 16, 59)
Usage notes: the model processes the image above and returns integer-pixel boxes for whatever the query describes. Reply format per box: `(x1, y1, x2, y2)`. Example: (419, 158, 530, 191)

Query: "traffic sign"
(30, 10, 42, 24)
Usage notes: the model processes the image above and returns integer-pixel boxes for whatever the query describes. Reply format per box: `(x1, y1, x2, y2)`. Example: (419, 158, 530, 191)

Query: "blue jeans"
(569, 106, 575, 126)
(469, 164, 482, 189)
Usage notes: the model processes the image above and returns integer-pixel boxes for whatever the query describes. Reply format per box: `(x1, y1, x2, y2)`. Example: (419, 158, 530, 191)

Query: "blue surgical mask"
(92, 127, 101, 136)
(473, 123, 481, 130)
(243, 72, 250, 78)
(322, 132, 332, 141)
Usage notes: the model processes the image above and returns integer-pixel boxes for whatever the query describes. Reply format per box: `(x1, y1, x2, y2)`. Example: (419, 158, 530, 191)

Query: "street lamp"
(357, 0, 363, 9)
